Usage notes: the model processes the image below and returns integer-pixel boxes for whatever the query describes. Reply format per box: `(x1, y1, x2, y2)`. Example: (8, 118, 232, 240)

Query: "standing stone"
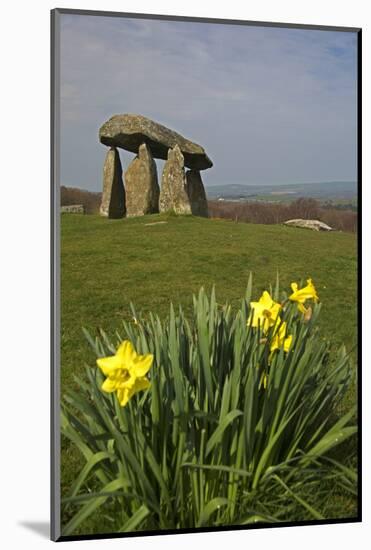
(100, 147, 125, 218)
(124, 143, 159, 217)
(186, 170, 208, 217)
(159, 145, 192, 215)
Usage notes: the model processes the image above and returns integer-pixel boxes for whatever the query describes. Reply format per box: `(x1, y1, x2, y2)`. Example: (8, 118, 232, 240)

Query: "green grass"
(60, 212, 358, 531)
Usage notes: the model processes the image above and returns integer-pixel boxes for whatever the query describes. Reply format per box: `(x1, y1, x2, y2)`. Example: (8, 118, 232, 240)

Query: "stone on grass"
(159, 145, 192, 215)
(124, 143, 160, 217)
(186, 170, 208, 217)
(283, 219, 333, 231)
(100, 147, 125, 218)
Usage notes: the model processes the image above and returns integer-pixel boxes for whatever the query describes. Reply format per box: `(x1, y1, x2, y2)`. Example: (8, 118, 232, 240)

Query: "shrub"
(61, 186, 101, 214)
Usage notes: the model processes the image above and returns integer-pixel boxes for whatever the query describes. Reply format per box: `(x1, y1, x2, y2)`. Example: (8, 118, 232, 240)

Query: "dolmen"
(98, 114, 211, 219)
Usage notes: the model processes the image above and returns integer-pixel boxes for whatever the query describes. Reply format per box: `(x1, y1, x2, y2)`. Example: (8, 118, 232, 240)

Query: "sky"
(59, 14, 358, 192)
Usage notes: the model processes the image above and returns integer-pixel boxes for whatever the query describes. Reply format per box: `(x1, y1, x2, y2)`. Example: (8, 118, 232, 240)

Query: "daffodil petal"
(132, 354, 153, 377)
(289, 278, 319, 305)
(260, 291, 274, 309)
(96, 355, 122, 376)
(284, 335, 293, 353)
(117, 388, 130, 407)
(127, 377, 151, 401)
(291, 282, 298, 293)
(101, 377, 117, 393)
(116, 340, 137, 365)
(248, 302, 265, 327)
(278, 321, 287, 337)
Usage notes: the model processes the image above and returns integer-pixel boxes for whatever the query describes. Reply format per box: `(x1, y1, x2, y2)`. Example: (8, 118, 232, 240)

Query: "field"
(208, 199, 357, 232)
(60, 213, 358, 531)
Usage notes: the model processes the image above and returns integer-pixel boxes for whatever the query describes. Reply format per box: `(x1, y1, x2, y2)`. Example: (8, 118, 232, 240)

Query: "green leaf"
(119, 505, 150, 532)
(305, 406, 357, 460)
(306, 426, 357, 460)
(245, 272, 253, 303)
(196, 497, 229, 527)
(241, 513, 277, 524)
(69, 451, 114, 498)
(205, 409, 243, 458)
(62, 478, 125, 536)
(62, 490, 138, 505)
(272, 475, 324, 520)
(182, 462, 252, 478)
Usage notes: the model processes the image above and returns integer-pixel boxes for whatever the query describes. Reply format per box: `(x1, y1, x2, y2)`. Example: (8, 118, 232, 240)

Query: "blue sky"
(59, 14, 358, 192)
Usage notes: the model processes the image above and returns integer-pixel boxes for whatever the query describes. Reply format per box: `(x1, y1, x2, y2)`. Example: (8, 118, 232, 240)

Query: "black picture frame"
(51, 8, 362, 542)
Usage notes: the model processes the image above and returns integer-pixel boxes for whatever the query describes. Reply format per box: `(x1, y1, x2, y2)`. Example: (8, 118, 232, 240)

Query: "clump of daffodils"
(248, 278, 318, 353)
(247, 278, 319, 389)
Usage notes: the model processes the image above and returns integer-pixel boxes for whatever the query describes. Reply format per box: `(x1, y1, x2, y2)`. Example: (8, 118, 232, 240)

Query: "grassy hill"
(60, 213, 358, 527)
(61, 213, 357, 390)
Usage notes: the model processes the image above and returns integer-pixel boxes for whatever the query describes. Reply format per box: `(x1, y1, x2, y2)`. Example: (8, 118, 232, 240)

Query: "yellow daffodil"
(289, 278, 319, 314)
(248, 291, 281, 333)
(270, 321, 293, 353)
(96, 340, 153, 407)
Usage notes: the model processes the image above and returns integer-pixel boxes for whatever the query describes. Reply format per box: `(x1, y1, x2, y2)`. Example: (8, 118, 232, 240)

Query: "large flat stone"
(283, 219, 333, 231)
(99, 114, 213, 170)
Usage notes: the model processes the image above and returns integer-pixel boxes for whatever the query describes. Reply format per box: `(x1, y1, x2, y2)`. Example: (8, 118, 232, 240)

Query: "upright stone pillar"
(100, 147, 125, 218)
(159, 145, 192, 215)
(186, 170, 208, 217)
(124, 143, 160, 217)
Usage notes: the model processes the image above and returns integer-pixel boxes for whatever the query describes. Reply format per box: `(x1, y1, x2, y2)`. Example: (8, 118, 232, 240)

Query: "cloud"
(59, 14, 357, 190)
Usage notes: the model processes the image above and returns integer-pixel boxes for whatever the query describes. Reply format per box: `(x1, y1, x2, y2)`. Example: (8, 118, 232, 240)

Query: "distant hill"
(205, 181, 357, 202)
(61, 181, 357, 214)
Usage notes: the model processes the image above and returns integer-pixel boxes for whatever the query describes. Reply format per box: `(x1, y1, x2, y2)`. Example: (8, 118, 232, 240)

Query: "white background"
(0, 0, 368, 548)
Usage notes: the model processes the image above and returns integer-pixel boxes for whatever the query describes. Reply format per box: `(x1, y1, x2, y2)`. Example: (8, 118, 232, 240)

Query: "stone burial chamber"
(98, 113, 212, 219)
